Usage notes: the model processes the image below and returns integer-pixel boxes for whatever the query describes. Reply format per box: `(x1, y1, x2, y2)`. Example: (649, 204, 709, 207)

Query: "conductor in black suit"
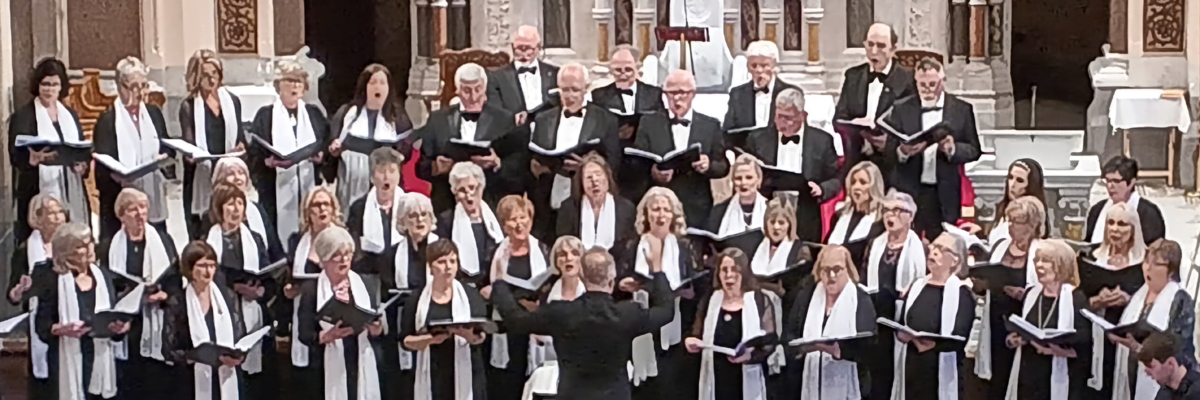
(834, 23, 916, 178)
(632, 70, 730, 228)
(743, 88, 841, 243)
(529, 63, 621, 239)
(487, 25, 560, 126)
(492, 246, 676, 400)
(881, 58, 981, 239)
(417, 63, 523, 214)
(723, 40, 800, 149)
(591, 46, 666, 186)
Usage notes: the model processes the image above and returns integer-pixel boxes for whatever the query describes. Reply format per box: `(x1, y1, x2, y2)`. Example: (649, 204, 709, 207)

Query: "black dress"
(899, 284, 975, 400)
(783, 284, 877, 397)
(399, 282, 489, 400)
(6, 241, 55, 400)
(216, 229, 278, 400)
(92, 104, 171, 239)
(165, 284, 247, 400)
(179, 95, 246, 239)
(986, 252, 1029, 400)
(1014, 290, 1091, 400)
(34, 269, 122, 400)
(283, 233, 324, 400)
(247, 103, 329, 244)
(490, 250, 547, 400)
(1077, 254, 1144, 400)
(347, 195, 396, 278)
(862, 244, 904, 400)
(713, 309, 745, 400)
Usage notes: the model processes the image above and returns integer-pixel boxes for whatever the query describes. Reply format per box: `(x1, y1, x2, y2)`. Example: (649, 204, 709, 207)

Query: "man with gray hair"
(488, 25, 561, 125)
(492, 247, 675, 400)
(529, 62, 621, 237)
(722, 40, 800, 149)
(417, 62, 523, 213)
(591, 45, 668, 186)
(743, 87, 840, 242)
(835, 22, 915, 178)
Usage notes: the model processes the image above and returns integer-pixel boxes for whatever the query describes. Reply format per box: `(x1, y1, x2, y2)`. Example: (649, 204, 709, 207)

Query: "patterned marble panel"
(742, 0, 761, 50)
(616, 0, 635, 45)
(846, 0, 872, 48)
(1143, 0, 1184, 52)
(218, 0, 258, 54)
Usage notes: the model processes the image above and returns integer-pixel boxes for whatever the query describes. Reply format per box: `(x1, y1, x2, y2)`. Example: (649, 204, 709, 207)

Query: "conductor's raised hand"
(618, 277, 641, 293)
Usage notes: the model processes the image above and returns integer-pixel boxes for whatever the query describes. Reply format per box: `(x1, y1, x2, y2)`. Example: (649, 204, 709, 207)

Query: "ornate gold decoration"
(438, 49, 512, 106)
(1143, 0, 1183, 52)
(895, 50, 945, 70)
(218, 0, 259, 54)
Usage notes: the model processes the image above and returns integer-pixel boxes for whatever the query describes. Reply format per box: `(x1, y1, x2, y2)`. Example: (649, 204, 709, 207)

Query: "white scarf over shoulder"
(698, 290, 767, 400)
(318, 271, 382, 400)
(26, 231, 50, 379)
(394, 232, 439, 291)
(191, 88, 240, 214)
(114, 103, 167, 223)
(33, 100, 87, 223)
(801, 283, 863, 400)
(865, 231, 925, 296)
(107, 225, 171, 361)
(975, 238, 1039, 380)
(58, 265, 118, 399)
(490, 237, 547, 373)
(892, 275, 964, 400)
(580, 195, 617, 250)
(829, 211, 877, 245)
(1090, 194, 1141, 244)
(453, 202, 503, 277)
(717, 195, 767, 237)
(338, 106, 399, 211)
(359, 187, 404, 254)
(186, 282, 240, 400)
(414, 279, 474, 400)
(1004, 283, 1074, 400)
(749, 239, 792, 374)
(290, 232, 314, 367)
(1112, 281, 1181, 400)
(271, 100, 317, 244)
(206, 224, 266, 373)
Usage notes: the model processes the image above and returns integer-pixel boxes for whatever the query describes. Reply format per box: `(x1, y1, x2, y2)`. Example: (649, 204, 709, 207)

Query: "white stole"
(270, 100, 317, 244)
(1004, 283, 1074, 400)
(114, 103, 167, 222)
(717, 195, 768, 237)
(698, 290, 767, 400)
(829, 211, 877, 245)
(1090, 194, 1142, 244)
(891, 275, 964, 400)
(107, 225, 171, 361)
(186, 282, 240, 400)
(359, 187, 404, 254)
(338, 106, 398, 211)
(205, 224, 265, 373)
(413, 279, 474, 400)
(749, 239, 791, 373)
(1112, 281, 1181, 400)
(865, 231, 925, 294)
(801, 283, 862, 400)
(580, 195, 617, 250)
(453, 202, 504, 276)
(394, 233, 439, 291)
(290, 232, 313, 367)
(57, 265, 118, 399)
(191, 88, 240, 214)
(33, 100, 87, 223)
(27, 232, 50, 379)
(317, 272, 382, 400)
(975, 239, 1040, 380)
(490, 237, 547, 372)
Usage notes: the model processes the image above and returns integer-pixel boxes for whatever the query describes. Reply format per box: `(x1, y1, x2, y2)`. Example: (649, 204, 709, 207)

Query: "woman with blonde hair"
(785, 245, 877, 399)
(1004, 239, 1091, 400)
(8, 193, 66, 400)
(487, 194, 551, 400)
(180, 49, 245, 239)
(826, 161, 886, 267)
(706, 153, 768, 236)
(749, 198, 814, 385)
(281, 185, 342, 400)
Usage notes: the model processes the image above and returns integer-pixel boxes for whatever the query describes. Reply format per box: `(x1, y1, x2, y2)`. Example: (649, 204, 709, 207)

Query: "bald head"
(611, 47, 639, 88)
(558, 63, 588, 111)
(512, 25, 542, 64)
(864, 23, 898, 72)
(663, 70, 696, 117)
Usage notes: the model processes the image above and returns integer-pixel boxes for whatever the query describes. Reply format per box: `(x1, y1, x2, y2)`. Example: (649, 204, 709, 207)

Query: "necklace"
(1036, 292, 1061, 330)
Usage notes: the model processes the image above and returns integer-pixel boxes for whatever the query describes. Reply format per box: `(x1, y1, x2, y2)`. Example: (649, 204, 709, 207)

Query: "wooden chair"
(437, 49, 512, 107)
(894, 50, 945, 70)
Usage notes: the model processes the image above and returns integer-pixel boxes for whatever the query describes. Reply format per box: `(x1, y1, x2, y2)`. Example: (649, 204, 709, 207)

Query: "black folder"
(444, 138, 496, 161)
(686, 228, 764, 256)
(1005, 315, 1076, 346)
(758, 162, 812, 193)
(92, 154, 168, 181)
(754, 259, 810, 281)
(1080, 309, 1160, 341)
(528, 138, 604, 171)
(876, 317, 966, 344)
(110, 267, 176, 294)
(709, 332, 779, 356)
(250, 134, 324, 164)
(877, 116, 951, 146)
(787, 331, 874, 348)
(635, 268, 709, 291)
(90, 285, 145, 338)
(316, 292, 401, 334)
(609, 109, 654, 131)
(502, 268, 557, 293)
(623, 143, 703, 172)
(427, 317, 499, 334)
(833, 119, 885, 138)
(1077, 257, 1141, 293)
(967, 263, 1025, 292)
(14, 135, 93, 165)
(725, 125, 769, 141)
(340, 131, 413, 155)
(186, 326, 272, 367)
(221, 259, 288, 284)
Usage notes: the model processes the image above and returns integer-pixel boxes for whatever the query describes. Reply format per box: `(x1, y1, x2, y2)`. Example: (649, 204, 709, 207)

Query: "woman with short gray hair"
(93, 56, 171, 239)
(394, 192, 440, 292)
(7, 193, 66, 400)
(249, 59, 329, 246)
(436, 161, 504, 288)
(347, 147, 406, 278)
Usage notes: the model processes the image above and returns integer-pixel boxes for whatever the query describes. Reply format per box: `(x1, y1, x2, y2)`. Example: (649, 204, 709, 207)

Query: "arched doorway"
(304, 0, 412, 110)
(1010, 0, 1108, 128)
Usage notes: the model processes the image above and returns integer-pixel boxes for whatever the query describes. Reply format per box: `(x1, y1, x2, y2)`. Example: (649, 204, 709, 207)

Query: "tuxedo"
(834, 60, 916, 177)
(723, 78, 800, 149)
(416, 103, 523, 213)
(632, 111, 730, 228)
(529, 104, 622, 238)
(1084, 198, 1166, 244)
(487, 60, 561, 114)
(591, 81, 667, 114)
(882, 94, 981, 238)
(743, 125, 841, 242)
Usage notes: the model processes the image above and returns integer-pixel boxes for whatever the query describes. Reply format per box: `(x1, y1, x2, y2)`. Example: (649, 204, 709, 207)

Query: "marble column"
(968, 0, 987, 60)
(724, 0, 738, 53)
(594, 0, 613, 61)
(951, 0, 968, 62)
(804, 8, 823, 66)
(633, 0, 655, 60)
(432, 0, 447, 57)
(1109, 0, 1127, 53)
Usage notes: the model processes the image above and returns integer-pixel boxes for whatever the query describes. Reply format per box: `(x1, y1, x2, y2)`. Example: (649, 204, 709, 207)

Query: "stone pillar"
(432, 0, 448, 57)
(968, 0, 987, 60)
(950, 0, 968, 62)
(723, 0, 737, 54)
(0, 0, 14, 318)
(1109, 0, 1128, 53)
(633, 0, 655, 59)
(804, 8, 822, 66)
(761, 1, 782, 45)
(594, 0, 614, 62)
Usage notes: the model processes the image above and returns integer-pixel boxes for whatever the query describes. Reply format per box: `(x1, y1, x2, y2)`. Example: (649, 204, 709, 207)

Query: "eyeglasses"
(327, 252, 353, 263)
(39, 81, 62, 88)
(930, 243, 961, 262)
(611, 66, 637, 74)
(513, 45, 539, 53)
(193, 261, 218, 269)
(664, 90, 696, 97)
(1104, 177, 1129, 185)
(121, 81, 148, 91)
(884, 207, 912, 215)
(279, 78, 305, 87)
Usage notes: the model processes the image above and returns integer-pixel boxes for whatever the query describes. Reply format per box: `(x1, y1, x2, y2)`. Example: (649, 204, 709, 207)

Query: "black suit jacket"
(835, 60, 916, 176)
(632, 112, 730, 227)
(416, 103, 523, 213)
(1084, 198, 1166, 244)
(744, 125, 841, 242)
(590, 81, 667, 114)
(723, 78, 801, 131)
(882, 94, 981, 224)
(530, 105, 622, 237)
(492, 273, 676, 400)
(487, 61, 561, 114)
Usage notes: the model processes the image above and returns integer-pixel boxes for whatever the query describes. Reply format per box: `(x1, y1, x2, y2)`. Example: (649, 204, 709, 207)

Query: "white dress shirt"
(670, 109, 694, 151)
(517, 60, 544, 111)
(865, 61, 893, 119)
(551, 108, 586, 208)
(621, 84, 638, 113)
(777, 124, 805, 174)
(755, 77, 776, 127)
(460, 117, 479, 141)
(919, 95, 945, 184)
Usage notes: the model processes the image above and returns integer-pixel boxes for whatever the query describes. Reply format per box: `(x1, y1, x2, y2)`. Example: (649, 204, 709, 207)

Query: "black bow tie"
(563, 109, 584, 119)
(670, 118, 691, 127)
(517, 66, 537, 75)
(780, 135, 800, 145)
(618, 88, 634, 96)
(753, 86, 770, 94)
(920, 106, 943, 113)
(869, 72, 887, 83)
(461, 112, 481, 122)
